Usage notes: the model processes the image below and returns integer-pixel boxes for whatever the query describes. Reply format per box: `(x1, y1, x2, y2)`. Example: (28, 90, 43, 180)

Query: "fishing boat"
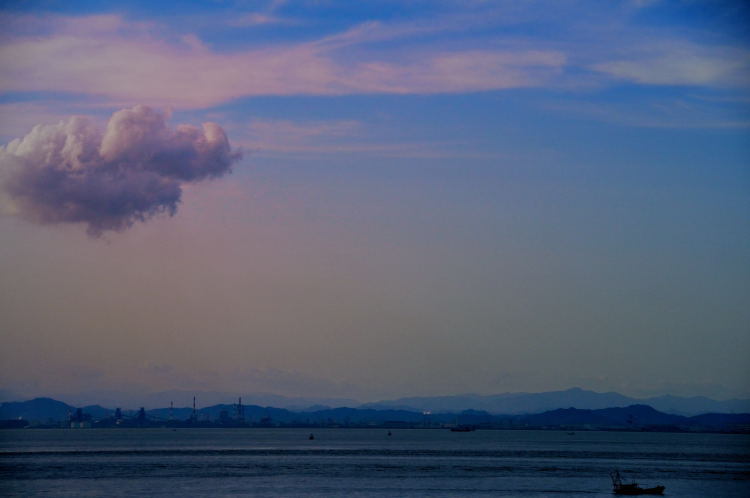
(610, 470, 665, 495)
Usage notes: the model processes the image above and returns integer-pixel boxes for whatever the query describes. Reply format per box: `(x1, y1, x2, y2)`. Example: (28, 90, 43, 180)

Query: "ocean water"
(1, 428, 748, 497)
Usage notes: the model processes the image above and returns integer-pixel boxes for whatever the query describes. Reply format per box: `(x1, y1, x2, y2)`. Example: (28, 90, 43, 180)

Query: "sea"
(1, 428, 748, 497)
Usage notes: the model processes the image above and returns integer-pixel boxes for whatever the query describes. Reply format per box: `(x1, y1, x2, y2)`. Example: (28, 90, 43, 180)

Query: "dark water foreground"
(1, 428, 749, 497)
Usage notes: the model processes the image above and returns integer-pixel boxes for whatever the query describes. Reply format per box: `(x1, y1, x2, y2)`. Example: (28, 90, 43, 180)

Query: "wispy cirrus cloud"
(227, 13, 297, 27)
(224, 118, 477, 159)
(542, 98, 750, 129)
(227, 0, 293, 27)
(0, 13, 566, 108)
(247, 119, 362, 142)
(3, 4, 747, 112)
(593, 41, 750, 87)
(0, 12, 154, 37)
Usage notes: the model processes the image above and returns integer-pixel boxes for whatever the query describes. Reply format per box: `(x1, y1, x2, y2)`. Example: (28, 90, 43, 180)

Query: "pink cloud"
(0, 14, 567, 108)
(0, 105, 241, 235)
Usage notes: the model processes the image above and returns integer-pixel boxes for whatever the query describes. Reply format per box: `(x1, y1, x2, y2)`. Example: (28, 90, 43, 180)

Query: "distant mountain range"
(40, 389, 358, 411)
(4, 387, 749, 418)
(363, 388, 750, 416)
(2, 397, 749, 433)
(0, 398, 112, 424)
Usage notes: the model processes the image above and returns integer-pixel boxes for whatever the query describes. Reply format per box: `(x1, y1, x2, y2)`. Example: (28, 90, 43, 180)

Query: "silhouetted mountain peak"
(365, 389, 750, 416)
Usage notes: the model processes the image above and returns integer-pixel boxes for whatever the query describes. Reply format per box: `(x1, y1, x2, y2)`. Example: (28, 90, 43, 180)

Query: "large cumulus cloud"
(0, 105, 241, 235)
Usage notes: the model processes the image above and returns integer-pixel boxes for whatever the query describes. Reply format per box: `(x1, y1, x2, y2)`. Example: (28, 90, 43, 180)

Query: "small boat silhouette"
(610, 470, 664, 495)
(449, 425, 476, 432)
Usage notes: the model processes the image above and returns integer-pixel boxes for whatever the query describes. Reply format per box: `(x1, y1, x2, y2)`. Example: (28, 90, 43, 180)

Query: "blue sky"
(0, 0, 748, 403)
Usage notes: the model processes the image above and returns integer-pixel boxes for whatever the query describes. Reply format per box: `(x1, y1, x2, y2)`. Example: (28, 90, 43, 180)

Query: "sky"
(0, 0, 748, 405)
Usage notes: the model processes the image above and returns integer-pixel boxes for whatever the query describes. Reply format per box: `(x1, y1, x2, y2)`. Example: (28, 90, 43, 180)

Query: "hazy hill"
(0, 397, 73, 423)
(43, 387, 750, 415)
(147, 404, 430, 426)
(688, 412, 750, 430)
(3, 397, 749, 432)
(519, 405, 750, 431)
(0, 398, 114, 424)
(363, 388, 750, 416)
(50, 389, 358, 411)
(640, 395, 750, 416)
(523, 404, 685, 428)
(80, 405, 114, 419)
(363, 388, 634, 414)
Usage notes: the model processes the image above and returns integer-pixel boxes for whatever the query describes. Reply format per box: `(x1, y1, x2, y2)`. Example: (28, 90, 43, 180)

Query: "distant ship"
(449, 425, 476, 432)
(610, 470, 665, 495)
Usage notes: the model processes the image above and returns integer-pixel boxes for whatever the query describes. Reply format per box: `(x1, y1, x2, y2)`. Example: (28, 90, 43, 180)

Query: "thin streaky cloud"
(247, 119, 363, 139)
(227, 13, 299, 27)
(234, 118, 503, 159)
(541, 99, 750, 129)
(245, 142, 504, 160)
(0, 14, 565, 108)
(593, 42, 750, 87)
(3, 8, 746, 110)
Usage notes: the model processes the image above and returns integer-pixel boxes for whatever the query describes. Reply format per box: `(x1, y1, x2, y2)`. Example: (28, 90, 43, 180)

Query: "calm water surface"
(1, 428, 748, 497)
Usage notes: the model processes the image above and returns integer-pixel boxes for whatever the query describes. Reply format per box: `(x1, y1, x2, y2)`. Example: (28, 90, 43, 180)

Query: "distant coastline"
(2, 397, 749, 434)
